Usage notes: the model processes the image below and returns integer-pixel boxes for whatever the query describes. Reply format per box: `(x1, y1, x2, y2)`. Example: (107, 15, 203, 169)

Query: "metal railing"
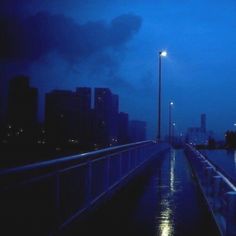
(0, 141, 169, 236)
(185, 144, 236, 236)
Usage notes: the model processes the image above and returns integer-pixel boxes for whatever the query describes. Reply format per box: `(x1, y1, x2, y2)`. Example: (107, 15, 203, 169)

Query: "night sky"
(1, 0, 236, 139)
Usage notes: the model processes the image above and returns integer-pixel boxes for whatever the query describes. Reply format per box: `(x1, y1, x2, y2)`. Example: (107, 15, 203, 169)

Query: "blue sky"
(1, 0, 236, 139)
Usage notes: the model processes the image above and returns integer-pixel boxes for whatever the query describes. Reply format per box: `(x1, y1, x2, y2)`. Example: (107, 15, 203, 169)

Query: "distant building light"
(8, 125, 12, 129)
(20, 128, 23, 132)
(68, 139, 79, 144)
(60, 114, 64, 118)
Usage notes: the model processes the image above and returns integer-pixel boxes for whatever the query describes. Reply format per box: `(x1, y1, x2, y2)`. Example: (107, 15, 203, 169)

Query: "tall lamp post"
(169, 101, 174, 144)
(172, 122, 176, 144)
(157, 50, 167, 142)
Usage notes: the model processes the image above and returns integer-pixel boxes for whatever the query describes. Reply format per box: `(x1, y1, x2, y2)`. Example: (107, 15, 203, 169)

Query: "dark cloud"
(0, 12, 142, 62)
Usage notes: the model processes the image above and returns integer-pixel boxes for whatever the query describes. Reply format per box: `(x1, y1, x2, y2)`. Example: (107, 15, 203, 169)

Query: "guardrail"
(185, 144, 236, 236)
(0, 141, 169, 236)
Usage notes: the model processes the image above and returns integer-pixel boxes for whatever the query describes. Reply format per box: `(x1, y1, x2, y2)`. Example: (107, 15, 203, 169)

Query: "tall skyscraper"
(186, 113, 209, 145)
(76, 87, 91, 111)
(7, 75, 38, 144)
(76, 87, 93, 148)
(7, 75, 38, 128)
(45, 90, 75, 145)
(45, 88, 92, 148)
(94, 88, 119, 147)
(118, 112, 129, 144)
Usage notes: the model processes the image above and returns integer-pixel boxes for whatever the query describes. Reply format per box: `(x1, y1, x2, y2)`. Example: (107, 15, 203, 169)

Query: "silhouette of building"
(76, 87, 93, 149)
(94, 88, 119, 148)
(44, 86, 145, 150)
(45, 88, 93, 148)
(118, 112, 129, 144)
(6, 75, 38, 143)
(186, 113, 210, 145)
(129, 120, 146, 142)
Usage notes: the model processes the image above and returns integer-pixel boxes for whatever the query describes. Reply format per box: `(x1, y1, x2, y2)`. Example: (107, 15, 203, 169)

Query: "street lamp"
(157, 50, 167, 142)
(169, 101, 174, 144)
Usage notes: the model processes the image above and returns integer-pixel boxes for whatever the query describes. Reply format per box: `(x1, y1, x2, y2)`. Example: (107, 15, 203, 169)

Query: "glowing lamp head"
(170, 101, 174, 106)
(160, 51, 167, 57)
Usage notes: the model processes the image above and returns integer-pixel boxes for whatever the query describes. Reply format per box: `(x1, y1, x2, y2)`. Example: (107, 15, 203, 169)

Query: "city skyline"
(1, 1, 236, 139)
(1, 75, 146, 150)
(2, 2, 236, 235)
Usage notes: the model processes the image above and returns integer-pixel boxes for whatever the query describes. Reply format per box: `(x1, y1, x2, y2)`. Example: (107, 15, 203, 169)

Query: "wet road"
(65, 149, 220, 236)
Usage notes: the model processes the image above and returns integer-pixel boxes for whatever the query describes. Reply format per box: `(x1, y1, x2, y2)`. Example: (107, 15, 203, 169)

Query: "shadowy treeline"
(196, 131, 236, 150)
(225, 131, 236, 149)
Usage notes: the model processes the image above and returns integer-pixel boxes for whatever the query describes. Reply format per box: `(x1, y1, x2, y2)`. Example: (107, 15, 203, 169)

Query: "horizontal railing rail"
(0, 140, 169, 236)
(185, 144, 236, 236)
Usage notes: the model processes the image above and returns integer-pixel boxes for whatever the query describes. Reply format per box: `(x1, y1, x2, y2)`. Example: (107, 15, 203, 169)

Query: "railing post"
(106, 156, 110, 190)
(200, 161, 209, 185)
(87, 160, 92, 205)
(54, 171, 61, 234)
(119, 153, 122, 179)
(205, 167, 214, 195)
(225, 191, 236, 236)
(212, 175, 223, 211)
(200, 160, 208, 178)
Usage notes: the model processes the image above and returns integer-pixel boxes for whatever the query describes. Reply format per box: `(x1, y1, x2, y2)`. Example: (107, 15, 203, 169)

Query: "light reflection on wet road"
(65, 149, 220, 236)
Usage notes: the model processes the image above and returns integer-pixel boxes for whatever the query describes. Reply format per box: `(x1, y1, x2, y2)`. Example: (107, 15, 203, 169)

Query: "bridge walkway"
(63, 149, 220, 236)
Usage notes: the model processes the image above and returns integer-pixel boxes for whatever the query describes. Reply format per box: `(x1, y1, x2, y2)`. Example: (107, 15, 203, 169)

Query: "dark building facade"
(94, 88, 119, 148)
(45, 88, 92, 149)
(186, 113, 210, 145)
(129, 120, 146, 142)
(8, 75, 38, 128)
(76, 87, 93, 148)
(118, 112, 129, 144)
(7, 75, 38, 143)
